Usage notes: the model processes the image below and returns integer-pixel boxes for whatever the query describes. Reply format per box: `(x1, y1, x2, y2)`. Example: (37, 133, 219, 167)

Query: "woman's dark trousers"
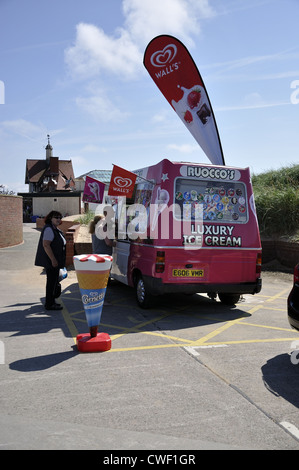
(45, 267, 59, 308)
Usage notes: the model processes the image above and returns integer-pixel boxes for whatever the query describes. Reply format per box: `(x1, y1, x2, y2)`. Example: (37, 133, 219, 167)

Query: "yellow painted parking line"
(254, 294, 274, 298)
(109, 343, 193, 352)
(190, 317, 245, 346)
(254, 292, 288, 300)
(265, 288, 290, 302)
(246, 304, 286, 315)
(240, 321, 294, 332)
(60, 300, 78, 343)
(69, 309, 84, 317)
(142, 331, 194, 343)
(60, 282, 296, 352)
(108, 337, 299, 353)
(108, 327, 194, 344)
(70, 317, 86, 323)
(60, 301, 185, 345)
(247, 305, 264, 314)
(106, 312, 174, 340)
(258, 306, 287, 312)
(206, 337, 298, 345)
(63, 296, 81, 301)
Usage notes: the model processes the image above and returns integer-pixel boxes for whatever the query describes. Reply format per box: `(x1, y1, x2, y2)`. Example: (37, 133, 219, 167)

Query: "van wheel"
(218, 293, 240, 305)
(135, 275, 154, 309)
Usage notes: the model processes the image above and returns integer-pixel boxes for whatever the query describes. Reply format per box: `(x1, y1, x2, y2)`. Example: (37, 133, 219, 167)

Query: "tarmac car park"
(0, 225, 299, 450)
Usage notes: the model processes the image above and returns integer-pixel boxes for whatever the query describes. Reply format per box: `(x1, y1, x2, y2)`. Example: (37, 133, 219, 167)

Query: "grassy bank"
(74, 211, 95, 226)
(252, 164, 299, 240)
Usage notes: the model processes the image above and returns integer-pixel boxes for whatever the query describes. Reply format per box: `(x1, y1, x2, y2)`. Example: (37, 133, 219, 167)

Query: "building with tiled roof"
(19, 136, 81, 221)
(25, 136, 76, 192)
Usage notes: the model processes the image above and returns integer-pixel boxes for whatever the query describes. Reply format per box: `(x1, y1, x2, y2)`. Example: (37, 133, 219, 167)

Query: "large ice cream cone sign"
(74, 254, 113, 352)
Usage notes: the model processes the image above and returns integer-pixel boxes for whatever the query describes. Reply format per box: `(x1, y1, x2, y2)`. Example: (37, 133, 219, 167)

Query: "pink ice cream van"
(110, 159, 262, 308)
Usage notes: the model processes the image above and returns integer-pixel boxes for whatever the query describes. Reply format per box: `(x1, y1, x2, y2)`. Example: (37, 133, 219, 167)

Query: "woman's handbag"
(59, 267, 67, 281)
(54, 267, 67, 298)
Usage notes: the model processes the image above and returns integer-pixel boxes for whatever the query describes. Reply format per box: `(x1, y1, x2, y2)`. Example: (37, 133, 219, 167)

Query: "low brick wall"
(261, 239, 299, 269)
(0, 195, 23, 248)
(74, 241, 93, 256)
(65, 224, 81, 266)
(36, 217, 45, 230)
(36, 217, 79, 235)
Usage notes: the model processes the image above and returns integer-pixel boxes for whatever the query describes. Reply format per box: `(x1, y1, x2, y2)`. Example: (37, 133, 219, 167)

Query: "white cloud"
(167, 143, 199, 153)
(65, 23, 142, 80)
(81, 144, 107, 153)
(243, 92, 264, 107)
(75, 86, 129, 122)
(70, 154, 90, 171)
(64, 0, 215, 121)
(1, 119, 46, 141)
(123, 0, 214, 47)
(0, 119, 63, 143)
(215, 100, 290, 112)
(65, 0, 214, 81)
(151, 110, 171, 123)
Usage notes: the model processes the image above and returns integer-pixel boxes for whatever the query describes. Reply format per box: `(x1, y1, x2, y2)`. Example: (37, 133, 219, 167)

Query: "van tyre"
(135, 275, 154, 309)
(218, 293, 240, 305)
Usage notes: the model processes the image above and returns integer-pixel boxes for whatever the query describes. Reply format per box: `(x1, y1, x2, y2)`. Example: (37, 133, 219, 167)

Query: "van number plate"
(172, 269, 204, 278)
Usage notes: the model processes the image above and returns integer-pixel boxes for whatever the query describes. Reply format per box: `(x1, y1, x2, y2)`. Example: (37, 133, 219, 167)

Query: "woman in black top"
(88, 214, 115, 255)
(35, 210, 66, 310)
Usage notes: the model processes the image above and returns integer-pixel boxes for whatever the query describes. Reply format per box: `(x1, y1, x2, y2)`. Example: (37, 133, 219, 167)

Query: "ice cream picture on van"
(151, 187, 169, 231)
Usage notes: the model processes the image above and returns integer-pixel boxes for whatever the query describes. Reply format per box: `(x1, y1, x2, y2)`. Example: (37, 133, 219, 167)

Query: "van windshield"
(174, 178, 248, 224)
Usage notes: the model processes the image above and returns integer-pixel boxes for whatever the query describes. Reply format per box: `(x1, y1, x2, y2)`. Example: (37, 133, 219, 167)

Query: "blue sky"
(1, 0, 299, 193)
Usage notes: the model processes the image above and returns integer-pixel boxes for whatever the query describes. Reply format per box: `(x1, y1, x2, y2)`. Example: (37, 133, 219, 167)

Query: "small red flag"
(108, 165, 137, 198)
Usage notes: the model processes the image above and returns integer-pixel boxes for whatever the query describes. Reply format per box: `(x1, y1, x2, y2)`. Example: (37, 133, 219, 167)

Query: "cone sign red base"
(76, 332, 111, 353)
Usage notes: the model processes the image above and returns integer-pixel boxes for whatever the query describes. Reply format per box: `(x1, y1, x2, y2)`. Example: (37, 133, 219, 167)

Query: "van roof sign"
(180, 165, 241, 181)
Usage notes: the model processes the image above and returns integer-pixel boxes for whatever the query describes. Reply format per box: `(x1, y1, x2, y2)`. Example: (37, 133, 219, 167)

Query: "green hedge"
(252, 165, 299, 237)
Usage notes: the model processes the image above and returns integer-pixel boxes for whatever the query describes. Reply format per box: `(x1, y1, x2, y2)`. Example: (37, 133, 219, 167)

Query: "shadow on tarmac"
(0, 302, 71, 337)
(9, 349, 78, 372)
(62, 279, 252, 336)
(262, 353, 299, 410)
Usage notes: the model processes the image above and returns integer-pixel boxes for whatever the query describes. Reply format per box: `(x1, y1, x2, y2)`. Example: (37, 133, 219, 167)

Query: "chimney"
(45, 134, 53, 163)
(49, 156, 59, 175)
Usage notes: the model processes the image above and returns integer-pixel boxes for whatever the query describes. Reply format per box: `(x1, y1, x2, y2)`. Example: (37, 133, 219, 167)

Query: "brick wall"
(74, 241, 93, 256)
(261, 239, 299, 269)
(36, 217, 79, 234)
(65, 224, 80, 266)
(0, 195, 23, 248)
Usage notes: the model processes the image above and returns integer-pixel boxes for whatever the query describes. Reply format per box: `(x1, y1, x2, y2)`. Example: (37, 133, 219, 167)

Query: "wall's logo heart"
(150, 44, 177, 67)
(114, 176, 132, 188)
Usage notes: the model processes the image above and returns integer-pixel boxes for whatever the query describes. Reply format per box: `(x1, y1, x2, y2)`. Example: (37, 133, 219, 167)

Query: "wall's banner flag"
(144, 35, 225, 166)
(108, 165, 137, 198)
(83, 176, 105, 203)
